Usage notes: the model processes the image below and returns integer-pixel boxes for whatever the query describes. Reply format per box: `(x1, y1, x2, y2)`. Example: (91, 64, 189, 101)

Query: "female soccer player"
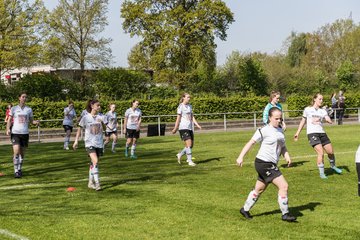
(124, 100, 142, 159)
(294, 93, 342, 179)
(356, 145, 360, 196)
(103, 103, 118, 153)
(62, 101, 77, 150)
(73, 99, 107, 191)
(6, 92, 39, 178)
(236, 107, 296, 222)
(4, 103, 13, 134)
(262, 91, 286, 130)
(172, 93, 202, 166)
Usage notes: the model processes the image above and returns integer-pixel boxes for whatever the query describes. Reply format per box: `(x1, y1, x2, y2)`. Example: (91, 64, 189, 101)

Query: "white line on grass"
(0, 229, 29, 240)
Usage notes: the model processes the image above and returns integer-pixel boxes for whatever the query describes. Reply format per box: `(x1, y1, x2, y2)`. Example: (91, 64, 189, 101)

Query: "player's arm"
(324, 115, 332, 124)
(172, 115, 181, 134)
(281, 146, 291, 167)
(6, 115, 13, 135)
(236, 139, 256, 167)
(136, 116, 142, 131)
(192, 115, 202, 130)
(294, 117, 306, 141)
(73, 127, 82, 150)
(123, 116, 128, 133)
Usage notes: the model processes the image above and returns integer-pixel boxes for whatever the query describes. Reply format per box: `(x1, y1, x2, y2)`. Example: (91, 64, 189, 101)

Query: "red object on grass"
(67, 187, 76, 192)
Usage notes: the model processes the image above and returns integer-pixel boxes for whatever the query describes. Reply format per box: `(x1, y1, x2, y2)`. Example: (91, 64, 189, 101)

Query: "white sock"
(318, 163, 325, 175)
(329, 158, 336, 168)
(18, 155, 23, 171)
(185, 147, 192, 162)
(131, 144, 136, 155)
(112, 142, 116, 151)
(13, 156, 19, 173)
(91, 164, 100, 184)
(89, 166, 94, 183)
(278, 195, 289, 215)
(243, 190, 259, 211)
(179, 147, 186, 157)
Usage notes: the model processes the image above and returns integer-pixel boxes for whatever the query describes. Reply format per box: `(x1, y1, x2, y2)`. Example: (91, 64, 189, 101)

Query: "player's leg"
(272, 175, 296, 222)
(111, 132, 117, 153)
(88, 151, 101, 191)
(240, 180, 267, 219)
(130, 137, 137, 158)
(313, 144, 327, 178)
(323, 143, 342, 174)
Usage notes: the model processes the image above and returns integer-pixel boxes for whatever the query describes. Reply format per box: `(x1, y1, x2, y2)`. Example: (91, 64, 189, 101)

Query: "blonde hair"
(269, 91, 280, 102)
(180, 93, 190, 103)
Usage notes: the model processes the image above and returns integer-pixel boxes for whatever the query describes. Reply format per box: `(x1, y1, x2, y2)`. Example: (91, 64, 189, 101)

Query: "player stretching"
(73, 100, 107, 191)
(103, 103, 118, 153)
(6, 92, 39, 178)
(124, 100, 142, 159)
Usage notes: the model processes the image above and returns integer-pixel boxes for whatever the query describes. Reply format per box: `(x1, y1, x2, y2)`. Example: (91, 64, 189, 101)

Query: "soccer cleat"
(64, 146, 69, 150)
(320, 173, 328, 179)
(130, 154, 137, 159)
(95, 183, 101, 191)
(176, 153, 182, 164)
(331, 166, 342, 174)
(282, 213, 297, 222)
(187, 161, 196, 166)
(88, 181, 96, 189)
(14, 171, 21, 178)
(111, 149, 116, 153)
(240, 207, 253, 219)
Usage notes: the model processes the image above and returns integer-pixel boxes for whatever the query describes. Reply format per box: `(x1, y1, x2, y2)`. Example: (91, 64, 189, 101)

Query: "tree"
(121, 0, 234, 89)
(47, 0, 112, 86)
(286, 32, 307, 67)
(0, 0, 48, 72)
(336, 60, 358, 91)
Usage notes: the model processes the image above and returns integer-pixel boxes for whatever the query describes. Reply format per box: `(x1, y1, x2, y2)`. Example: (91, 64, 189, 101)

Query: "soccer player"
(62, 101, 77, 150)
(103, 103, 118, 153)
(124, 100, 142, 159)
(356, 145, 360, 196)
(262, 91, 286, 130)
(73, 99, 107, 191)
(172, 93, 202, 166)
(6, 92, 39, 178)
(236, 107, 296, 222)
(294, 93, 342, 179)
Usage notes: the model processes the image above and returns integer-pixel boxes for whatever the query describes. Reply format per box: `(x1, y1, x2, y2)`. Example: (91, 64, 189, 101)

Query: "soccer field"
(0, 125, 359, 240)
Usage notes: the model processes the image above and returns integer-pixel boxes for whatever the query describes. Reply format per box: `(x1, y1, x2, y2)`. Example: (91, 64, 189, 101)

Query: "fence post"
(120, 118, 123, 138)
(334, 109, 337, 124)
(224, 114, 227, 131)
(253, 112, 257, 129)
(358, 108, 360, 123)
(158, 116, 161, 136)
(37, 124, 41, 143)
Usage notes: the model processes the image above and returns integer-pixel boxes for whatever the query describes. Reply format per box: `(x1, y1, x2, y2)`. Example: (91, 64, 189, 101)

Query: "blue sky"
(43, 0, 360, 67)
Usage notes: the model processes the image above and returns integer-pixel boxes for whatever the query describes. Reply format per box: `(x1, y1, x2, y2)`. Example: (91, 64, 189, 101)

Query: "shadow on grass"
(253, 202, 322, 218)
(196, 157, 223, 164)
(324, 165, 350, 176)
(280, 160, 309, 168)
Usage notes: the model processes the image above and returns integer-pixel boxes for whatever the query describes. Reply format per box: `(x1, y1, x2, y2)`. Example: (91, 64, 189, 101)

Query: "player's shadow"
(324, 165, 350, 176)
(196, 157, 223, 164)
(253, 202, 322, 219)
(280, 160, 309, 168)
(102, 176, 152, 190)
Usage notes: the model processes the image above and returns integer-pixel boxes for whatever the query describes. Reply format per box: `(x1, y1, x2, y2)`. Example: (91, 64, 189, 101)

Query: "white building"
(0, 65, 56, 85)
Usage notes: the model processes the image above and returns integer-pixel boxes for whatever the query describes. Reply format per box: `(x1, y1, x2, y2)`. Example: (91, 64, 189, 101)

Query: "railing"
(2, 108, 359, 143)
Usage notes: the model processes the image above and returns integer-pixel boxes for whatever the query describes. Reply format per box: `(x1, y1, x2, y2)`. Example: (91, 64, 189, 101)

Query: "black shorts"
(307, 133, 331, 147)
(126, 129, 140, 139)
(254, 158, 282, 184)
(105, 130, 117, 137)
(179, 129, 194, 141)
(11, 134, 29, 148)
(63, 125, 73, 132)
(86, 146, 103, 157)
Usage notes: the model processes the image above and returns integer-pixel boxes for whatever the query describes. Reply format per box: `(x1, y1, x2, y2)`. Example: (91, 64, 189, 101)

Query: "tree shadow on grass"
(280, 160, 309, 168)
(253, 202, 322, 219)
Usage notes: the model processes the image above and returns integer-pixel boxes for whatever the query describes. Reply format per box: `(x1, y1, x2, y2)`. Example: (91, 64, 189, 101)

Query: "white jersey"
(177, 103, 193, 130)
(252, 125, 286, 164)
(10, 105, 34, 134)
(356, 145, 360, 163)
(79, 112, 107, 148)
(62, 107, 76, 126)
(105, 111, 117, 132)
(125, 108, 142, 130)
(302, 107, 328, 134)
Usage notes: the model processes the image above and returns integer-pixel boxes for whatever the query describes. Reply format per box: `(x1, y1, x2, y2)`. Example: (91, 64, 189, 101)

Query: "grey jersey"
(105, 111, 117, 132)
(252, 125, 286, 164)
(79, 112, 107, 148)
(63, 107, 76, 126)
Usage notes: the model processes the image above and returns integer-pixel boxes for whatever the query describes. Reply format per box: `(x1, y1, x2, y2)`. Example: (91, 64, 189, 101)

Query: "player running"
(103, 103, 118, 153)
(172, 93, 202, 166)
(6, 92, 39, 178)
(294, 93, 342, 179)
(236, 107, 296, 222)
(73, 99, 107, 191)
(124, 100, 142, 159)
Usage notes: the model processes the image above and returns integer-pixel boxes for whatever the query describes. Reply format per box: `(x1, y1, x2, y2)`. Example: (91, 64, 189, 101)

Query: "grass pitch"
(0, 124, 359, 240)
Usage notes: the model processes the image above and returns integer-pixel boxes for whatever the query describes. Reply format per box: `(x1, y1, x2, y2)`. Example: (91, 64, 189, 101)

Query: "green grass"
(0, 124, 360, 240)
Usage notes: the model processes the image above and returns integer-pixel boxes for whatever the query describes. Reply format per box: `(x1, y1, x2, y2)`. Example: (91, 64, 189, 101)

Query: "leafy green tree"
(0, 0, 48, 71)
(47, 0, 112, 86)
(336, 60, 358, 91)
(121, 0, 234, 89)
(286, 32, 307, 67)
(93, 68, 152, 100)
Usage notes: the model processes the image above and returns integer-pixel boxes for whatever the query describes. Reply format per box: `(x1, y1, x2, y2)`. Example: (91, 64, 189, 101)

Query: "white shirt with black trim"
(79, 112, 107, 148)
(177, 103, 193, 130)
(10, 105, 33, 134)
(302, 107, 328, 134)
